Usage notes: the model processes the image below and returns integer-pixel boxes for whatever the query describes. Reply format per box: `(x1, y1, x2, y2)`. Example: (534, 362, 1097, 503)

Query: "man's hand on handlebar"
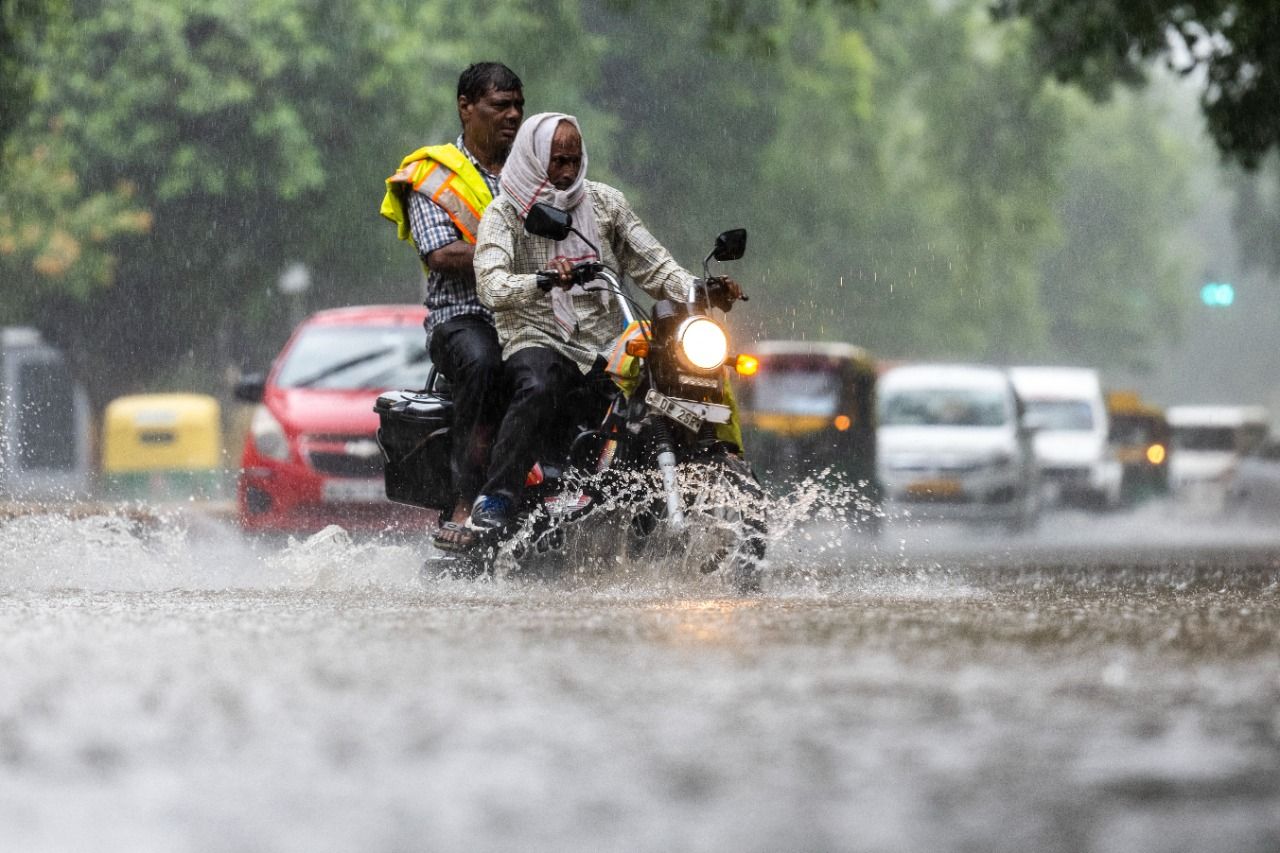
(536, 259, 602, 291)
(704, 276, 746, 312)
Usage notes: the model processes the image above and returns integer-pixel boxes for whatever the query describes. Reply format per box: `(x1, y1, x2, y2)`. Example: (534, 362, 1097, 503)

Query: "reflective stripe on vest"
(384, 147, 491, 246)
(414, 161, 483, 243)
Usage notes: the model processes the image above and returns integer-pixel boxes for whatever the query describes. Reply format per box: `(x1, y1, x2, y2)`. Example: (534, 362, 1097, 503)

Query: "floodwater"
(0, 499, 1278, 853)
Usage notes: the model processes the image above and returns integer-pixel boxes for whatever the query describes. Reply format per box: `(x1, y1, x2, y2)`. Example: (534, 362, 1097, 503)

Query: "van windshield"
(1024, 399, 1094, 431)
(1172, 426, 1237, 452)
(879, 388, 1009, 427)
(751, 367, 840, 417)
(275, 325, 428, 390)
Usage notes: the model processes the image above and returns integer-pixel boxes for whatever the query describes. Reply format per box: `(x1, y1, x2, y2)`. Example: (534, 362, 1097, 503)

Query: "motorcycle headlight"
(251, 405, 291, 462)
(677, 317, 728, 371)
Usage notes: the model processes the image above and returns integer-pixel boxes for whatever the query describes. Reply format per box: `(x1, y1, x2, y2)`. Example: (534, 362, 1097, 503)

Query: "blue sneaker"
(469, 494, 513, 531)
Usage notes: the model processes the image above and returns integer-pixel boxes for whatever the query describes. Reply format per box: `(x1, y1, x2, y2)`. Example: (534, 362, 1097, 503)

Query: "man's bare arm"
(426, 240, 476, 277)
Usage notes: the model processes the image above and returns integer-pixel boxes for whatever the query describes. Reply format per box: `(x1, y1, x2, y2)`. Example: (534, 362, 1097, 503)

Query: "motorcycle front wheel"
(682, 453, 768, 594)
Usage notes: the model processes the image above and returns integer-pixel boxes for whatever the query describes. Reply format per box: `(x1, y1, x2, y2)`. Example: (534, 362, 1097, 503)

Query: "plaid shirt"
(475, 181, 696, 373)
(407, 135, 500, 340)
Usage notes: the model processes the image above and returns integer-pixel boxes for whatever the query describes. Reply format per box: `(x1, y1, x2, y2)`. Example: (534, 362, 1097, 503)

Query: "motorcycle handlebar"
(536, 261, 604, 291)
(704, 275, 749, 306)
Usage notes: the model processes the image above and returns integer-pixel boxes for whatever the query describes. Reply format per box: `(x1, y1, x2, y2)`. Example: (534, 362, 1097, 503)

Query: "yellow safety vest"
(380, 144, 494, 259)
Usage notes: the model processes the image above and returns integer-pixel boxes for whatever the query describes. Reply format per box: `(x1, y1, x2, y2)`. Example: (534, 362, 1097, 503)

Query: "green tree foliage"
(0, 0, 1202, 401)
(579, 0, 1068, 361)
(0, 132, 152, 323)
(993, 0, 1280, 169)
(993, 2, 1280, 277)
(0, 0, 68, 145)
(1037, 87, 1194, 370)
(1231, 157, 1280, 273)
(0, 0, 147, 321)
(7, 0, 600, 395)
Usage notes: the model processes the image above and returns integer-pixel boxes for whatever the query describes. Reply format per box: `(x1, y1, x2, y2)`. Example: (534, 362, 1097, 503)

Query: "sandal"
(432, 520, 478, 552)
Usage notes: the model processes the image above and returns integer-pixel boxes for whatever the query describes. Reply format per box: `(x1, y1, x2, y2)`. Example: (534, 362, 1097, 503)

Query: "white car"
(877, 364, 1039, 528)
(1224, 439, 1280, 520)
(1009, 366, 1121, 508)
(1168, 405, 1269, 503)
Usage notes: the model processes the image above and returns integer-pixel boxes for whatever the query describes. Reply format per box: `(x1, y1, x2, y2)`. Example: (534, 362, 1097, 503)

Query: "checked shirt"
(474, 181, 696, 373)
(407, 135, 500, 340)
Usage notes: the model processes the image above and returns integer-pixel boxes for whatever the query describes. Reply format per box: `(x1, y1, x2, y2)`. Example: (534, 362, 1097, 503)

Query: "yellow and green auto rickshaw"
(101, 393, 225, 500)
(1105, 390, 1171, 504)
(735, 340, 881, 523)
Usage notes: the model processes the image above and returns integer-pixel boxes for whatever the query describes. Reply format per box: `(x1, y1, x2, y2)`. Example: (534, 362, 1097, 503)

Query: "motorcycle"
(375, 202, 766, 591)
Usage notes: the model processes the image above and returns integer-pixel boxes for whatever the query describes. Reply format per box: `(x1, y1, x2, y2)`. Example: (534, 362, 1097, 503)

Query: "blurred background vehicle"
(234, 305, 432, 534)
(1010, 366, 1121, 509)
(101, 393, 225, 501)
(0, 327, 92, 501)
(1105, 390, 1171, 505)
(735, 340, 881, 525)
(1167, 404, 1269, 506)
(877, 364, 1039, 530)
(1224, 437, 1280, 520)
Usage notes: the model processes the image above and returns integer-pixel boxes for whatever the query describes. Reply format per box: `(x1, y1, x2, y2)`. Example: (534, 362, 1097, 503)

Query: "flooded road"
(1, 505, 1278, 853)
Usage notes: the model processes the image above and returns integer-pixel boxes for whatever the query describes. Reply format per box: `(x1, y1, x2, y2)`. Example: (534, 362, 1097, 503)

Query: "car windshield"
(275, 325, 428, 390)
(880, 387, 1009, 427)
(751, 367, 841, 417)
(1172, 426, 1237, 452)
(1025, 399, 1094, 431)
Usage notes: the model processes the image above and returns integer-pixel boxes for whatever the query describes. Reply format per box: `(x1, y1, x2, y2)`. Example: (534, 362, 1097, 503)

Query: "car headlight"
(677, 317, 728, 371)
(251, 405, 291, 462)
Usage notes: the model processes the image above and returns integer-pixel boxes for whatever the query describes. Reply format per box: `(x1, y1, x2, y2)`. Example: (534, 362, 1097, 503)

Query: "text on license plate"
(905, 478, 963, 498)
(322, 479, 386, 503)
(645, 389, 703, 432)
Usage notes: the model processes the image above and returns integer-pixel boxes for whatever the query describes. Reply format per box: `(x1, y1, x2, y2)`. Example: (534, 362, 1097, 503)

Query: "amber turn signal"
(734, 354, 760, 376)
(625, 339, 650, 358)
(833, 414, 852, 432)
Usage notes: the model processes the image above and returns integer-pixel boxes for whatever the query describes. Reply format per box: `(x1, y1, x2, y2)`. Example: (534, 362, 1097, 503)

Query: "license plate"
(645, 389, 703, 432)
(681, 399, 732, 424)
(322, 479, 387, 503)
(905, 478, 963, 498)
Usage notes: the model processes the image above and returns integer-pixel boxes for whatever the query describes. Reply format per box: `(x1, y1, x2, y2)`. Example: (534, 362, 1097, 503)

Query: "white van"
(877, 364, 1039, 528)
(1009, 366, 1121, 508)
(1167, 405, 1269, 499)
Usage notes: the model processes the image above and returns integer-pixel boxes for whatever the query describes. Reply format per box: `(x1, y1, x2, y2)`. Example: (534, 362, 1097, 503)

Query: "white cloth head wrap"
(499, 112, 603, 337)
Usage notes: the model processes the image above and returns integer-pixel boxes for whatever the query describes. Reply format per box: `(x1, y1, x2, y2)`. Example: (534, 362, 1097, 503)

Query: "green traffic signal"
(1200, 282, 1235, 307)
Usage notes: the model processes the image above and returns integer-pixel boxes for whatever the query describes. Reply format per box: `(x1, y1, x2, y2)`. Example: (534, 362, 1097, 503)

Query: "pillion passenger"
(380, 61, 524, 551)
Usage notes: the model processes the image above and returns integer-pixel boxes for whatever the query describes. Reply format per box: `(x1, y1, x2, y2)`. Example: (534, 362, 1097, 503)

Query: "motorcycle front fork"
(651, 418, 686, 529)
(651, 418, 721, 531)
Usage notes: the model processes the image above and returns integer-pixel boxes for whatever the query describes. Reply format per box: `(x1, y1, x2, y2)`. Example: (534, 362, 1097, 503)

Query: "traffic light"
(1200, 282, 1235, 307)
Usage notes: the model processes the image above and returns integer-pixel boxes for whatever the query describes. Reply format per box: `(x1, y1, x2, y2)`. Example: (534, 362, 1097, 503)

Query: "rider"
(469, 112, 741, 532)
(380, 62, 524, 550)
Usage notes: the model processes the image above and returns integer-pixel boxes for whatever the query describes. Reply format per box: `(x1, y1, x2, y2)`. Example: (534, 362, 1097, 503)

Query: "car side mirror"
(524, 203, 574, 241)
(712, 228, 747, 262)
(234, 372, 266, 404)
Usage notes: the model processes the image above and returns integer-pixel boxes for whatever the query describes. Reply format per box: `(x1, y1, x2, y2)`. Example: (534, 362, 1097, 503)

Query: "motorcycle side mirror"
(524, 203, 574, 241)
(711, 228, 747, 262)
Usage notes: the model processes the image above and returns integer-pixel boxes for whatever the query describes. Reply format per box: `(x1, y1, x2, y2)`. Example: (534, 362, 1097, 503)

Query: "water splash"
(3, 485, 1277, 601)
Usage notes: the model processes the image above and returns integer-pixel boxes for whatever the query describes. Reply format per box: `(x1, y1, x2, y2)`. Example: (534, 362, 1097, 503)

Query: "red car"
(235, 305, 435, 533)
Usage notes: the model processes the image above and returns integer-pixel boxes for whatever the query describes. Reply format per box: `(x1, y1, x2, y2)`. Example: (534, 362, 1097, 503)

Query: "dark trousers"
(428, 315, 504, 505)
(482, 346, 611, 502)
